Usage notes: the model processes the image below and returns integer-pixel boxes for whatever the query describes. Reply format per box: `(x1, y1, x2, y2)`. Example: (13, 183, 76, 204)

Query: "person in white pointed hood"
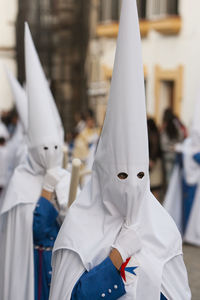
(49, 1, 191, 300)
(0, 120, 10, 193)
(164, 87, 200, 246)
(0, 23, 71, 300)
(5, 70, 28, 184)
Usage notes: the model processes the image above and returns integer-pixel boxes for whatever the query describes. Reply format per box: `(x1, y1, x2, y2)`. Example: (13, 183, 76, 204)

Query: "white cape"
(50, 180, 184, 300)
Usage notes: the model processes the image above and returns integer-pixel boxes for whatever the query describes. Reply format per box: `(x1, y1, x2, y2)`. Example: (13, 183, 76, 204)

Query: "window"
(146, 0, 179, 20)
(99, 0, 121, 23)
(98, 0, 178, 23)
(99, 0, 147, 22)
(137, 0, 147, 19)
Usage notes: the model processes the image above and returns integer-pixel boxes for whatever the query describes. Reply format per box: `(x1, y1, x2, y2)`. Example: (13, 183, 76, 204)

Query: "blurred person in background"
(164, 90, 200, 247)
(1, 107, 18, 137)
(65, 130, 77, 165)
(74, 111, 86, 135)
(148, 117, 163, 202)
(160, 108, 185, 187)
(73, 109, 100, 186)
(0, 121, 10, 195)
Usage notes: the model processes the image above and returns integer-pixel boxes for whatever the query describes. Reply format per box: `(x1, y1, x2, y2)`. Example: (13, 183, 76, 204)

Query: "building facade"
(16, 0, 91, 132)
(88, 0, 200, 128)
(0, 0, 18, 111)
(1, 0, 200, 131)
(0, 0, 91, 132)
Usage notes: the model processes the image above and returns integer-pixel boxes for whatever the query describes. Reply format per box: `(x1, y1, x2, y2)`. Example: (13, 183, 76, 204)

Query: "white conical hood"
(94, 0, 148, 171)
(6, 70, 28, 132)
(49, 85, 64, 142)
(54, 0, 150, 265)
(25, 23, 61, 147)
(53, 4, 183, 298)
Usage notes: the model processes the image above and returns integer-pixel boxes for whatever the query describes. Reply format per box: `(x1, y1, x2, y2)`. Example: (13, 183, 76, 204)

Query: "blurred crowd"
(0, 105, 187, 197)
(0, 107, 25, 194)
(66, 107, 188, 200)
(148, 108, 187, 202)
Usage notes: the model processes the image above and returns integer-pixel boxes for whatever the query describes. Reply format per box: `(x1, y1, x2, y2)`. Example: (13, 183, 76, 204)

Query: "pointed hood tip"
(25, 21, 62, 147)
(95, 0, 148, 168)
(24, 22, 29, 30)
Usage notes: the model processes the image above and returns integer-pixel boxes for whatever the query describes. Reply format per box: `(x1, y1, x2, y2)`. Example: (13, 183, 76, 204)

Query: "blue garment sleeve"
(33, 196, 58, 241)
(71, 257, 126, 300)
(193, 152, 200, 165)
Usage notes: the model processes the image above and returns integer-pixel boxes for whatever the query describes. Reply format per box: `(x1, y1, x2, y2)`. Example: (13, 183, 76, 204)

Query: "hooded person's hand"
(112, 223, 142, 262)
(43, 167, 66, 193)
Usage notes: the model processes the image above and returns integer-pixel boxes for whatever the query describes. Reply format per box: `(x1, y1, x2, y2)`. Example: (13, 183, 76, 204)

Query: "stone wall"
(16, 0, 91, 132)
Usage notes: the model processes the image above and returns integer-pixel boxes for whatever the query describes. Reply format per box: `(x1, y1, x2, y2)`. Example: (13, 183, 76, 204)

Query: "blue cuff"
(71, 257, 126, 300)
(193, 153, 200, 164)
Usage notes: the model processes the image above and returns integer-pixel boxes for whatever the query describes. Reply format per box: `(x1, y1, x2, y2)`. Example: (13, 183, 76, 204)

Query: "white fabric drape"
(50, 1, 189, 299)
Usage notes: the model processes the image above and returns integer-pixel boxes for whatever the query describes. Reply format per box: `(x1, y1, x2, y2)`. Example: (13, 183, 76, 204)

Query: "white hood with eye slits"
(53, 1, 183, 299)
(25, 23, 63, 173)
(0, 23, 68, 214)
(0, 23, 71, 300)
(25, 23, 61, 148)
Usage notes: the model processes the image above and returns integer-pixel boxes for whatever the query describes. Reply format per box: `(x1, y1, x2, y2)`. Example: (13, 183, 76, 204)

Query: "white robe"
(0, 162, 71, 300)
(0, 204, 35, 300)
(0, 164, 43, 300)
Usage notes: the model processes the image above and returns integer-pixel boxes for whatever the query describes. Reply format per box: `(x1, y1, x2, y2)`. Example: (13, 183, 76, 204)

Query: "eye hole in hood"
(118, 172, 128, 180)
(137, 172, 145, 179)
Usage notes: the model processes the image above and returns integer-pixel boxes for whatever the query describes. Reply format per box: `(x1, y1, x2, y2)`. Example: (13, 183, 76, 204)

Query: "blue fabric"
(71, 257, 126, 300)
(193, 152, 200, 165)
(71, 257, 167, 300)
(175, 153, 197, 234)
(182, 178, 197, 233)
(160, 293, 167, 300)
(33, 196, 60, 300)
